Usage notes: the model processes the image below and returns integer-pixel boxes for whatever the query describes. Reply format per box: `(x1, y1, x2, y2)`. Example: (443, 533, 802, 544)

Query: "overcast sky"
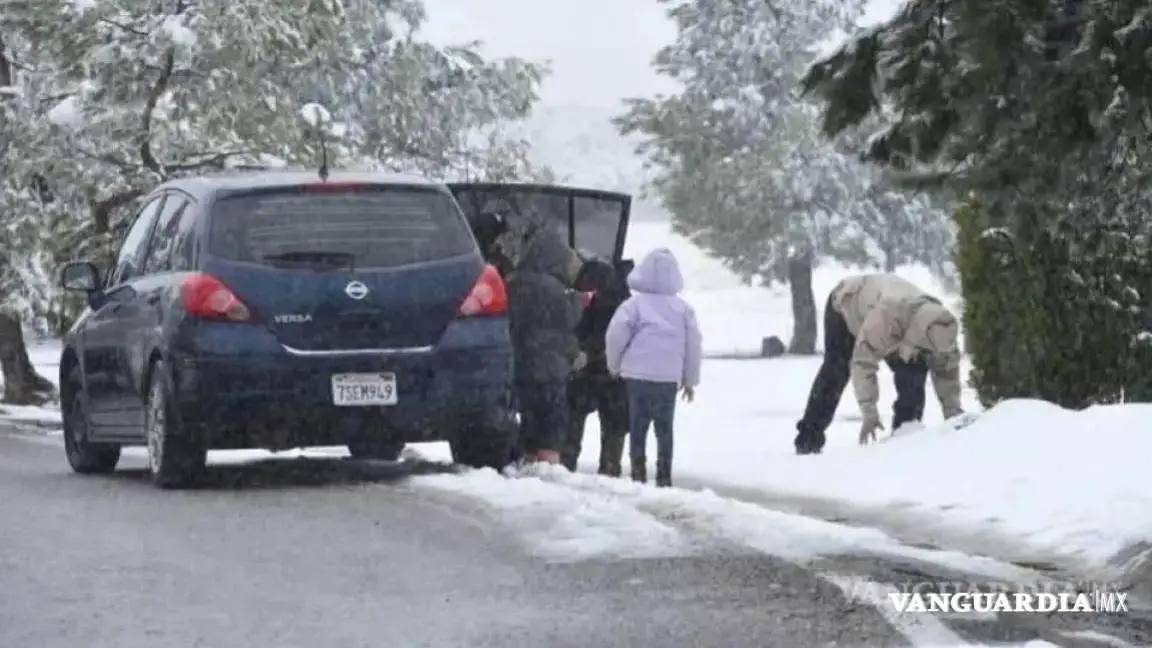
(419, 0, 680, 110)
(419, 0, 903, 115)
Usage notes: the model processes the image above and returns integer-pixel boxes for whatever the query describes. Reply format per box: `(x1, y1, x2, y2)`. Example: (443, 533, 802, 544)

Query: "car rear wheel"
(347, 438, 404, 461)
(145, 361, 206, 489)
(450, 423, 514, 471)
(63, 379, 121, 474)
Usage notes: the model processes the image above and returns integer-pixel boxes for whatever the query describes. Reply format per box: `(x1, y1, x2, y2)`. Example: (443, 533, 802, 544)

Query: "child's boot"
(630, 457, 647, 484)
(656, 460, 672, 488)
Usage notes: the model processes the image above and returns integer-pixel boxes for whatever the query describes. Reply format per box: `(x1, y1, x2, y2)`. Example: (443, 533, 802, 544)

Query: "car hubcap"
(147, 382, 165, 475)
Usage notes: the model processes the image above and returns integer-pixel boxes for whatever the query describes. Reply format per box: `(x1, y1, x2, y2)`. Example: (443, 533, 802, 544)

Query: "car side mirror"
(61, 262, 101, 293)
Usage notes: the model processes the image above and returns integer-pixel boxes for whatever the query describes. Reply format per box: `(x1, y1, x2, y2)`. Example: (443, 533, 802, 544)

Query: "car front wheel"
(145, 361, 206, 489)
(63, 379, 121, 474)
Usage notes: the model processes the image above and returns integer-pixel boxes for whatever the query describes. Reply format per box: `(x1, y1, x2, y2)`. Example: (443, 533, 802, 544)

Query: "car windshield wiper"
(262, 251, 356, 271)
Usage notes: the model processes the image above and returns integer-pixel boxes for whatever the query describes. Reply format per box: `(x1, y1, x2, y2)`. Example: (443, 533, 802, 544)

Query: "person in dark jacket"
(471, 210, 515, 278)
(506, 228, 583, 464)
(562, 258, 632, 476)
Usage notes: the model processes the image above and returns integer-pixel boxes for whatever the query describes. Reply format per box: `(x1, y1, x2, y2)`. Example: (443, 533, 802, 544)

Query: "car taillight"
(181, 273, 253, 322)
(458, 265, 507, 317)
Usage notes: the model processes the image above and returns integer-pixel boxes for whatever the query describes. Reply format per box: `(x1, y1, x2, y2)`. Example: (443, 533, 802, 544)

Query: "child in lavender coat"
(605, 248, 703, 487)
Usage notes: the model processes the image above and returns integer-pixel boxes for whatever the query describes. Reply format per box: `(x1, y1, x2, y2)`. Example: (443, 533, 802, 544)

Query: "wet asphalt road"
(4, 428, 1151, 647)
(0, 430, 905, 648)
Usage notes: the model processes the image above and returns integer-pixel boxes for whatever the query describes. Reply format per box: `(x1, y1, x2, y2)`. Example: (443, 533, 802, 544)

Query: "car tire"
(450, 422, 514, 471)
(347, 438, 404, 461)
(145, 360, 206, 489)
(63, 375, 121, 474)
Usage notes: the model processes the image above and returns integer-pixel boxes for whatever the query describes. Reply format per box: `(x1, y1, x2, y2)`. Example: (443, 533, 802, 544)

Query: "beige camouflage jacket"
(830, 274, 964, 424)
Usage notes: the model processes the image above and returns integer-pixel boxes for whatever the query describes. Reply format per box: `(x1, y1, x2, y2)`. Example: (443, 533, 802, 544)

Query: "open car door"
(448, 183, 631, 266)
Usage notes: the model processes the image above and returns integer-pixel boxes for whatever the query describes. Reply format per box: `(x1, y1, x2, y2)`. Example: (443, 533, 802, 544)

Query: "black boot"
(598, 433, 626, 478)
(630, 458, 647, 484)
(655, 461, 672, 488)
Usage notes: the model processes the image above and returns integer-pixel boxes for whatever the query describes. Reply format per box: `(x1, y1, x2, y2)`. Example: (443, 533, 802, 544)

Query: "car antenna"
(318, 126, 330, 182)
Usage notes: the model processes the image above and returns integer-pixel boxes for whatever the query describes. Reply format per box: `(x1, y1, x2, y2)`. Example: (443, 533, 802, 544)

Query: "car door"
(448, 183, 632, 265)
(84, 196, 165, 434)
(115, 193, 193, 431)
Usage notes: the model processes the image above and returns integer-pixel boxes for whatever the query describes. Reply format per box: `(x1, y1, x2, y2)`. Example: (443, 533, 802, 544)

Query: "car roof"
(157, 170, 444, 200)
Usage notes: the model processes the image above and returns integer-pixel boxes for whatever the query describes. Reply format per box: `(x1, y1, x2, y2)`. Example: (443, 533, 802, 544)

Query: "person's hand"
(681, 386, 695, 403)
(572, 352, 588, 372)
(859, 417, 884, 446)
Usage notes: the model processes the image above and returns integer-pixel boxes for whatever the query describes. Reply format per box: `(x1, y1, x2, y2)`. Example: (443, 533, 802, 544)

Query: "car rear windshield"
(208, 187, 475, 269)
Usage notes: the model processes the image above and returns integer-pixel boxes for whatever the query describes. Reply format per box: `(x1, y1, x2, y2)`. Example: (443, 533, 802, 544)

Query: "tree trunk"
(787, 249, 818, 355)
(0, 32, 12, 88)
(0, 312, 55, 405)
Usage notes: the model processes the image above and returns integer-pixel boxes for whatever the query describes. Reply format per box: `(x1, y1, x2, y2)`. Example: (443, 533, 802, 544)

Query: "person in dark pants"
(606, 249, 703, 487)
(506, 228, 584, 464)
(795, 274, 963, 455)
(563, 259, 632, 476)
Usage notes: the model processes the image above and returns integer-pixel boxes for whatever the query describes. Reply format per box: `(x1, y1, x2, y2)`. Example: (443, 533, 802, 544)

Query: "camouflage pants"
(563, 373, 629, 476)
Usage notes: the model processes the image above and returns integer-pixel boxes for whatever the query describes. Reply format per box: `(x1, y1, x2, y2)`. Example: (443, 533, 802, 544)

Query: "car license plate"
(332, 373, 397, 407)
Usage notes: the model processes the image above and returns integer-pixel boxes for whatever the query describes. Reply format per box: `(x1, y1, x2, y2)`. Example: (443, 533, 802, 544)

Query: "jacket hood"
(628, 248, 684, 295)
(908, 300, 960, 355)
(517, 228, 578, 285)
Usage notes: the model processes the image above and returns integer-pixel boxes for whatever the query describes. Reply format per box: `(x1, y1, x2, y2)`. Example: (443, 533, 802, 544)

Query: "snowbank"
(415, 463, 1041, 585)
(600, 221, 1151, 578)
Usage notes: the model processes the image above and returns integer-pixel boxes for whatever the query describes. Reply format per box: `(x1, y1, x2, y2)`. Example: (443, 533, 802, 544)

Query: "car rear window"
(208, 188, 476, 269)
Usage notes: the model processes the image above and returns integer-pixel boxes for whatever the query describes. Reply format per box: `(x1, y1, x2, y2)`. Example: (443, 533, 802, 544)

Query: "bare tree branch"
(139, 47, 176, 177)
(0, 32, 12, 88)
(164, 150, 246, 173)
(91, 189, 144, 235)
(97, 18, 150, 38)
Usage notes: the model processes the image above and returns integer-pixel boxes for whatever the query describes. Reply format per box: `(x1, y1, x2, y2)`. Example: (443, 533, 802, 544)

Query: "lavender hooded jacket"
(605, 248, 703, 387)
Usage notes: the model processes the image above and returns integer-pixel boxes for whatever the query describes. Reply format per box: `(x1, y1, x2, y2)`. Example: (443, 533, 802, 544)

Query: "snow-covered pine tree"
(616, 0, 955, 354)
(804, 0, 1152, 405)
(0, 0, 548, 402)
(0, 30, 59, 404)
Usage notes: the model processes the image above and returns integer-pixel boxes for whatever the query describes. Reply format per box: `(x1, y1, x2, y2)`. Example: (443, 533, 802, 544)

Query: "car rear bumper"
(170, 317, 512, 449)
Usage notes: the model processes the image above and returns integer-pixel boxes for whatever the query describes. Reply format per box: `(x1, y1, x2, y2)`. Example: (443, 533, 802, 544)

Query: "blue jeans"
(626, 379, 677, 468)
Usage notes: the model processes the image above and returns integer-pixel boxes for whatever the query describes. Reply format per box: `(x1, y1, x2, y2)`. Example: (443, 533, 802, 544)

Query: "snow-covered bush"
(958, 199, 1152, 408)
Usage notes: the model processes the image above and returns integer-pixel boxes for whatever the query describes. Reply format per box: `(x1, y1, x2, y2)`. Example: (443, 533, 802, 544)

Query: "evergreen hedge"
(956, 199, 1152, 408)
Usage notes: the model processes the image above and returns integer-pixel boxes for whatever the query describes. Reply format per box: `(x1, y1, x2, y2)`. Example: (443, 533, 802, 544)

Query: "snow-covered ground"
(0, 339, 62, 425)
(418, 221, 1151, 589)
(604, 222, 1149, 578)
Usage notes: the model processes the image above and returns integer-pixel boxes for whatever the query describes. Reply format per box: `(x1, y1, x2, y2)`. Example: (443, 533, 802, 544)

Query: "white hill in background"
(516, 105, 667, 222)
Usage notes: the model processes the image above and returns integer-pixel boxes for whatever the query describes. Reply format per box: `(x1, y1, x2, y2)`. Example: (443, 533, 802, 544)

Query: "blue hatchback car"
(59, 171, 518, 487)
